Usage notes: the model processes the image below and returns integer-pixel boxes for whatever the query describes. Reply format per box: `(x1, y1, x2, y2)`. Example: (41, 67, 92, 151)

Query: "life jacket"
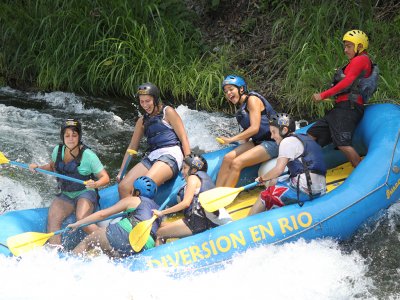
(117, 196, 160, 251)
(125, 196, 160, 237)
(331, 56, 378, 104)
(235, 91, 276, 144)
(55, 144, 95, 192)
(177, 171, 215, 220)
(143, 106, 181, 152)
(286, 134, 327, 202)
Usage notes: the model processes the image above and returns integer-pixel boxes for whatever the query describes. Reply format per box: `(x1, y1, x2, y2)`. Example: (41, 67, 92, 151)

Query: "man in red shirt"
(307, 30, 372, 167)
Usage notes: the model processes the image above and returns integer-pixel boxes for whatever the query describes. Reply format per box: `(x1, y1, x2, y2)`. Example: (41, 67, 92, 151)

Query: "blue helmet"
(133, 176, 157, 199)
(221, 75, 247, 93)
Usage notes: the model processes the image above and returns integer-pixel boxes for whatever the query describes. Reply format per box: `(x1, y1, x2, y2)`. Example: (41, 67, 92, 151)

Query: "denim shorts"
(106, 223, 135, 257)
(141, 154, 179, 177)
(57, 190, 98, 207)
(260, 140, 279, 158)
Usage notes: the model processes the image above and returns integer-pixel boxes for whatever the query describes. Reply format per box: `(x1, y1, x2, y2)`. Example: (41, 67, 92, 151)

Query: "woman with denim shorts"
(29, 119, 110, 245)
(68, 176, 160, 257)
(216, 75, 279, 188)
(117, 82, 191, 199)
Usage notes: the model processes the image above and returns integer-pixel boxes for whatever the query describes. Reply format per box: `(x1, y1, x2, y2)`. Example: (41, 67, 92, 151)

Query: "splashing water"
(1, 87, 400, 299)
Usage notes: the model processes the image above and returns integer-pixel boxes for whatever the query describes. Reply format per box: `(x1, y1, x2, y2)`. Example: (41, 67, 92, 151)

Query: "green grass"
(0, 0, 229, 110)
(1, 0, 399, 116)
(256, 0, 400, 118)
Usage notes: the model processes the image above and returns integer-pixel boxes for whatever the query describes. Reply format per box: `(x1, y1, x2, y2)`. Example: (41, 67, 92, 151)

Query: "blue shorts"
(260, 140, 279, 158)
(141, 154, 179, 177)
(57, 190, 98, 208)
(106, 223, 135, 257)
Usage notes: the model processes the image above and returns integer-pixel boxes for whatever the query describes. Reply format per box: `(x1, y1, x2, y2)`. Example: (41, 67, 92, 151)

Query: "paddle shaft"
(120, 155, 133, 180)
(10, 161, 86, 185)
(120, 149, 137, 180)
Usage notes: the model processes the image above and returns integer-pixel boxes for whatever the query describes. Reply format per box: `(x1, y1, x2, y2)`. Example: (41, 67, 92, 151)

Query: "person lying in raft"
(67, 176, 160, 257)
(249, 113, 327, 215)
(153, 154, 231, 246)
(29, 119, 110, 245)
(216, 75, 278, 188)
(117, 82, 191, 199)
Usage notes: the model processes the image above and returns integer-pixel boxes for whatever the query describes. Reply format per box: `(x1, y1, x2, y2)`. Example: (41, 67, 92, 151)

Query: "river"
(0, 87, 399, 299)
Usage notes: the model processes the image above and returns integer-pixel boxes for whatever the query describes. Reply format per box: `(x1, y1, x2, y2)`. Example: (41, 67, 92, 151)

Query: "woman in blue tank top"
(117, 82, 191, 199)
(216, 75, 278, 188)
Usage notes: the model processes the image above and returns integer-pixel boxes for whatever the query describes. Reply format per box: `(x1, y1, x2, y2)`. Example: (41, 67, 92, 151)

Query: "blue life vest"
(332, 58, 378, 104)
(126, 196, 160, 236)
(55, 144, 94, 192)
(286, 134, 327, 178)
(235, 91, 276, 144)
(143, 106, 181, 152)
(178, 171, 215, 219)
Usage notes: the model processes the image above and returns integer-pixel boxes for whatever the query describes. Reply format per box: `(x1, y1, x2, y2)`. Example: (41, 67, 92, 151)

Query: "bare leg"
(155, 220, 192, 246)
(224, 144, 273, 188)
(75, 198, 97, 235)
(145, 161, 174, 186)
(47, 198, 74, 245)
(118, 163, 149, 198)
(338, 145, 361, 167)
(73, 227, 117, 256)
(248, 196, 266, 216)
(216, 142, 255, 187)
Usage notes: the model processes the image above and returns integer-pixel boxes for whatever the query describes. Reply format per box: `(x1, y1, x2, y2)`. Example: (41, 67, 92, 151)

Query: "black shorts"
(182, 214, 216, 234)
(307, 101, 364, 147)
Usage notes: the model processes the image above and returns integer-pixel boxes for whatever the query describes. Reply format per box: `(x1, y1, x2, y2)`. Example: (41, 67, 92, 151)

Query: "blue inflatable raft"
(1, 104, 399, 273)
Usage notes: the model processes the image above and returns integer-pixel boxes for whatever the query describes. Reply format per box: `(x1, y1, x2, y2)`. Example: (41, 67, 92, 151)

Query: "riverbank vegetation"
(1, 0, 399, 117)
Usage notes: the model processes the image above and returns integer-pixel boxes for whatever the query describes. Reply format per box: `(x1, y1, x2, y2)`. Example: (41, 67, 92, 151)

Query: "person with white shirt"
(117, 82, 191, 199)
(249, 113, 327, 215)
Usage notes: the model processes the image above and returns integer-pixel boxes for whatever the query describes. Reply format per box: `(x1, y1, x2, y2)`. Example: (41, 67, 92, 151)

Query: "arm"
(153, 175, 200, 217)
(164, 106, 191, 156)
(223, 96, 262, 143)
(85, 169, 110, 189)
(258, 157, 289, 182)
(67, 196, 134, 229)
(29, 161, 55, 172)
(117, 118, 144, 178)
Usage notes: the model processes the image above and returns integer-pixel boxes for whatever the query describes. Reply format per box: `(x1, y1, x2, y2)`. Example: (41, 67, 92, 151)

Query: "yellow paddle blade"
(199, 186, 245, 212)
(129, 215, 157, 252)
(215, 137, 225, 144)
(127, 149, 137, 155)
(7, 231, 55, 256)
(0, 151, 10, 164)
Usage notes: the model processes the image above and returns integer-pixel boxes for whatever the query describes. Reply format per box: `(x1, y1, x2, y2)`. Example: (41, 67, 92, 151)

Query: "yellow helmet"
(343, 30, 369, 53)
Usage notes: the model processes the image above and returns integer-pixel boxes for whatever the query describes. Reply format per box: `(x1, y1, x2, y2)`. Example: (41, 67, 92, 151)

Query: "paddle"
(0, 151, 87, 185)
(129, 196, 172, 252)
(6, 212, 126, 256)
(119, 149, 138, 180)
(199, 182, 259, 212)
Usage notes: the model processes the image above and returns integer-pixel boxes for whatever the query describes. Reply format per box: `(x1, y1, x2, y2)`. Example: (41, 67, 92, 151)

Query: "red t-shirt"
(320, 53, 372, 105)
